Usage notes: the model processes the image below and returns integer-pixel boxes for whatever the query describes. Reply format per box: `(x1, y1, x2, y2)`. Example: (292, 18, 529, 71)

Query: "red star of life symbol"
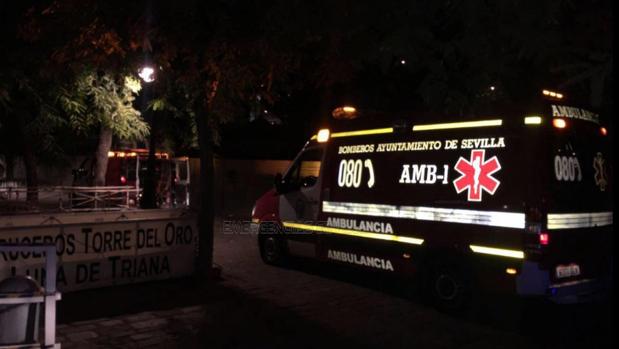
(453, 149, 501, 202)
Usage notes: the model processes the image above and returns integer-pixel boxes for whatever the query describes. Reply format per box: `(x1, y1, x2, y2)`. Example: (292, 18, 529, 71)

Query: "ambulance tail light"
(317, 129, 330, 143)
(539, 232, 550, 246)
(552, 118, 567, 129)
(600, 127, 608, 136)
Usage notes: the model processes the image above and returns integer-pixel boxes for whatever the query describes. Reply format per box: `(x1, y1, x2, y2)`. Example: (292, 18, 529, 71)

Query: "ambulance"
(251, 91, 612, 310)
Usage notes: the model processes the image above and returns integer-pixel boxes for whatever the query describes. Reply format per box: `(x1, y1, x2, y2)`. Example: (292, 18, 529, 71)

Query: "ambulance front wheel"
(258, 222, 288, 266)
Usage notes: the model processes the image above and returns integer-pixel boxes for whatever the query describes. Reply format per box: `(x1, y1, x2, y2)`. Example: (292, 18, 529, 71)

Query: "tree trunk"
(140, 110, 158, 209)
(194, 103, 215, 278)
(22, 143, 38, 204)
(94, 125, 113, 186)
(15, 111, 38, 203)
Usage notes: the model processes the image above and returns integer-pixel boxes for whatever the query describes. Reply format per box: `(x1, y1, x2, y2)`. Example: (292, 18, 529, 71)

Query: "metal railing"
(1, 186, 141, 213)
(0, 243, 61, 349)
(1, 184, 190, 214)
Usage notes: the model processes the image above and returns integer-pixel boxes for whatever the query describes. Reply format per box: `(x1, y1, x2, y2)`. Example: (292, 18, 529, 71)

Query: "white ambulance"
(251, 92, 612, 310)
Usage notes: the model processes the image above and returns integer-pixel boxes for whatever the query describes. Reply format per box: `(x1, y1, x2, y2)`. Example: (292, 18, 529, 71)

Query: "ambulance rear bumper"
(516, 261, 611, 304)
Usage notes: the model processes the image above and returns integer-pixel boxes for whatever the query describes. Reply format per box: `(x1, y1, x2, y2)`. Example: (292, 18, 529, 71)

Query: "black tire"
(258, 222, 288, 266)
(427, 258, 474, 314)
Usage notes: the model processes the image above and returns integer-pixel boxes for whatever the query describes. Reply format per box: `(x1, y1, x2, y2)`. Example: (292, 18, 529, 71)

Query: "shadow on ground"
(58, 277, 375, 349)
(278, 256, 613, 349)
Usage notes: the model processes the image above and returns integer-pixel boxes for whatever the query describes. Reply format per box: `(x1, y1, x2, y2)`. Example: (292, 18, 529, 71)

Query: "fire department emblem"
(593, 152, 608, 191)
(453, 149, 501, 202)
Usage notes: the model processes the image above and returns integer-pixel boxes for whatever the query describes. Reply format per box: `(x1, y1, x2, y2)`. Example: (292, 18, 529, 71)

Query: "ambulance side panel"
(315, 127, 528, 285)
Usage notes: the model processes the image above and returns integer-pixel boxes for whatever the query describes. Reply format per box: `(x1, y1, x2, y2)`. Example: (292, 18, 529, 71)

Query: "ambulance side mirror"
(273, 173, 284, 193)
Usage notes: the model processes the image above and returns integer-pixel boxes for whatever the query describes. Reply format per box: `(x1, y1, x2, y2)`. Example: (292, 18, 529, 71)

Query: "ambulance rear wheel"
(428, 259, 472, 313)
(258, 223, 287, 266)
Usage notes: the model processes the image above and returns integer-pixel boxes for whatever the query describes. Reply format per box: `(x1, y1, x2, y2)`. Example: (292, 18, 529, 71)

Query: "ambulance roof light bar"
(542, 89, 564, 100)
(332, 106, 358, 119)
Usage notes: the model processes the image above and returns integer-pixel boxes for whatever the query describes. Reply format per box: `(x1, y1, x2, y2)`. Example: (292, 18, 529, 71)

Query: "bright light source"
(539, 233, 550, 245)
(542, 89, 564, 99)
(524, 116, 542, 125)
(490, 86, 495, 91)
(413, 119, 503, 131)
(469, 245, 525, 259)
(553, 118, 567, 129)
(506, 268, 518, 275)
(108, 151, 115, 157)
(332, 106, 358, 119)
(400, 60, 406, 65)
(317, 129, 330, 143)
(120, 176, 127, 184)
(332, 128, 393, 138)
(600, 127, 608, 136)
(138, 66, 155, 83)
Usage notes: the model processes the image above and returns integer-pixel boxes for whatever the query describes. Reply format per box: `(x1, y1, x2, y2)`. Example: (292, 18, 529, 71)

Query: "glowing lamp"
(138, 66, 155, 83)
(552, 119, 567, 129)
(317, 129, 330, 143)
(332, 106, 358, 119)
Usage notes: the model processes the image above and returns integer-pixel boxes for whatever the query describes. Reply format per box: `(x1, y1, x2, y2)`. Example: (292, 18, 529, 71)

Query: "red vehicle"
(73, 149, 190, 207)
(252, 91, 612, 310)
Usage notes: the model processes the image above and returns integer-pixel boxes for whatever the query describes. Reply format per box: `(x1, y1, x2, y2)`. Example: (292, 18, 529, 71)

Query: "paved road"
(55, 216, 611, 348)
(214, 217, 612, 349)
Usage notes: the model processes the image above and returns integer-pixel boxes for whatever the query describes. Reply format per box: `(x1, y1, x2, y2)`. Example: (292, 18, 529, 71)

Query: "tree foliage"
(59, 71, 148, 142)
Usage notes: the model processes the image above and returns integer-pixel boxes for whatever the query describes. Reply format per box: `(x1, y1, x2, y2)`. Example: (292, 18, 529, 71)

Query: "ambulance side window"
(284, 148, 323, 190)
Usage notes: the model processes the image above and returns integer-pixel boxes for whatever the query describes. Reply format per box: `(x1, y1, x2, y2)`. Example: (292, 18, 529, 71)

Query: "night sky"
(0, 1, 613, 160)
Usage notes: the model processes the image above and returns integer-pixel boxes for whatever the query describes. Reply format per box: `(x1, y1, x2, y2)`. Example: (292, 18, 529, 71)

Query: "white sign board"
(0, 209, 197, 292)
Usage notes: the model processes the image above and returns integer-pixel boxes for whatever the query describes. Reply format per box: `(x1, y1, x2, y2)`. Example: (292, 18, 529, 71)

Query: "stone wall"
(189, 159, 292, 218)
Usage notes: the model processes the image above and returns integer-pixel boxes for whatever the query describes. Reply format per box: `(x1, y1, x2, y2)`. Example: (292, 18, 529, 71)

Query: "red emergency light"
(539, 233, 550, 245)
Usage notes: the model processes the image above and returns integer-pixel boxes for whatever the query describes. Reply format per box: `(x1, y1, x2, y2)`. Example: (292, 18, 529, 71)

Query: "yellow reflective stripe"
(282, 221, 424, 245)
(469, 245, 524, 259)
(310, 135, 317, 140)
(413, 119, 502, 131)
(331, 128, 394, 138)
